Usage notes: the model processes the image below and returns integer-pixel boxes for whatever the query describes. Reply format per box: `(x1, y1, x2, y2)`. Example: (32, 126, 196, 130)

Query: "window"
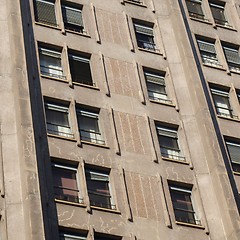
(209, 1, 228, 26)
(169, 184, 200, 225)
(94, 233, 122, 240)
(34, 0, 57, 26)
(133, 22, 156, 51)
(226, 141, 240, 173)
(52, 163, 83, 204)
(62, 4, 84, 33)
(85, 168, 116, 210)
(144, 70, 171, 104)
(196, 38, 220, 66)
(45, 102, 73, 138)
(59, 230, 87, 240)
(68, 53, 93, 86)
(222, 45, 240, 72)
(186, 0, 205, 20)
(39, 47, 65, 79)
(156, 125, 185, 161)
(210, 88, 237, 119)
(77, 109, 105, 145)
(126, 0, 143, 4)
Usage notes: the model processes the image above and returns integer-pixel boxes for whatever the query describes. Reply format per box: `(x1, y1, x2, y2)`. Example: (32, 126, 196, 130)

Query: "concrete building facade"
(0, 0, 240, 239)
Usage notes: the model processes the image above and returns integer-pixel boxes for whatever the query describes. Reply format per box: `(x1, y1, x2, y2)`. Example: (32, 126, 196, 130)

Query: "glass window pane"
(85, 170, 112, 209)
(52, 166, 79, 203)
(69, 57, 93, 85)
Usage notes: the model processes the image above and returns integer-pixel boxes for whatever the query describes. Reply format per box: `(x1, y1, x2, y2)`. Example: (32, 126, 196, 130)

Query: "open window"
(85, 168, 116, 210)
(39, 47, 65, 79)
(62, 4, 84, 33)
(156, 125, 185, 161)
(68, 53, 93, 86)
(144, 70, 172, 104)
(210, 88, 237, 119)
(133, 21, 156, 52)
(77, 108, 105, 145)
(52, 162, 82, 204)
(169, 183, 201, 225)
(225, 141, 240, 173)
(45, 101, 73, 138)
(196, 38, 220, 66)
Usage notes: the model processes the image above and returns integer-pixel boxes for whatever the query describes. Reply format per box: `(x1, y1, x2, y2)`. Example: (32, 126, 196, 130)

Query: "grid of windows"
(133, 22, 156, 51)
(144, 70, 172, 104)
(169, 184, 201, 225)
(85, 168, 116, 210)
(156, 125, 185, 161)
(210, 88, 237, 119)
(34, 0, 85, 32)
(226, 141, 240, 173)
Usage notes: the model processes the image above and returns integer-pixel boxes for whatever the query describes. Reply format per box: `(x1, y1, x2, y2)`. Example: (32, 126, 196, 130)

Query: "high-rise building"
(0, 0, 240, 239)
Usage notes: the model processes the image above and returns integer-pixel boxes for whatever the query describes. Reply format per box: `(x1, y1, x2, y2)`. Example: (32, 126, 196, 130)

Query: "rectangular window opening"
(226, 141, 240, 173)
(77, 109, 105, 145)
(169, 184, 201, 226)
(133, 22, 157, 52)
(196, 38, 220, 66)
(62, 4, 85, 33)
(69, 54, 94, 86)
(34, 0, 57, 26)
(210, 88, 238, 119)
(222, 45, 240, 72)
(39, 47, 66, 79)
(144, 70, 172, 104)
(209, 1, 228, 26)
(85, 168, 116, 210)
(45, 102, 73, 138)
(52, 163, 83, 204)
(156, 125, 185, 161)
(186, 0, 205, 20)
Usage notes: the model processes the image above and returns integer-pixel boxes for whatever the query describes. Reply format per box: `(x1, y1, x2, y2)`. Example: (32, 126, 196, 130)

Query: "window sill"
(202, 63, 225, 71)
(47, 133, 77, 142)
(41, 74, 68, 83)
(217, 115, 240, 122)
(233, 171, 240, 176)
(175, 221, 205, 229)
(65, 29, 91, 38)
(149, 99, 175, 107)
(162, 157, 189, 165)
(122, 0, 147, 7)
(73, 82, 100, 91)
(138, 47, 162, 56)
(55, 199, 86, 208)
(214, 23, 237, 32)
(229, 69, 240, 75)
(35, 21, 61, 31)
(81, 140, 110, 149)
(91, 205, 121, 214)
(189, 17, 212, 25)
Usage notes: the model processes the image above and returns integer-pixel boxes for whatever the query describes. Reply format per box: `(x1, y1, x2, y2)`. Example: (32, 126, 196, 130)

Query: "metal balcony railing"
(40, 65, 66, 80)
(80, 129, 105, 145)
(47, 122, 74, 138)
